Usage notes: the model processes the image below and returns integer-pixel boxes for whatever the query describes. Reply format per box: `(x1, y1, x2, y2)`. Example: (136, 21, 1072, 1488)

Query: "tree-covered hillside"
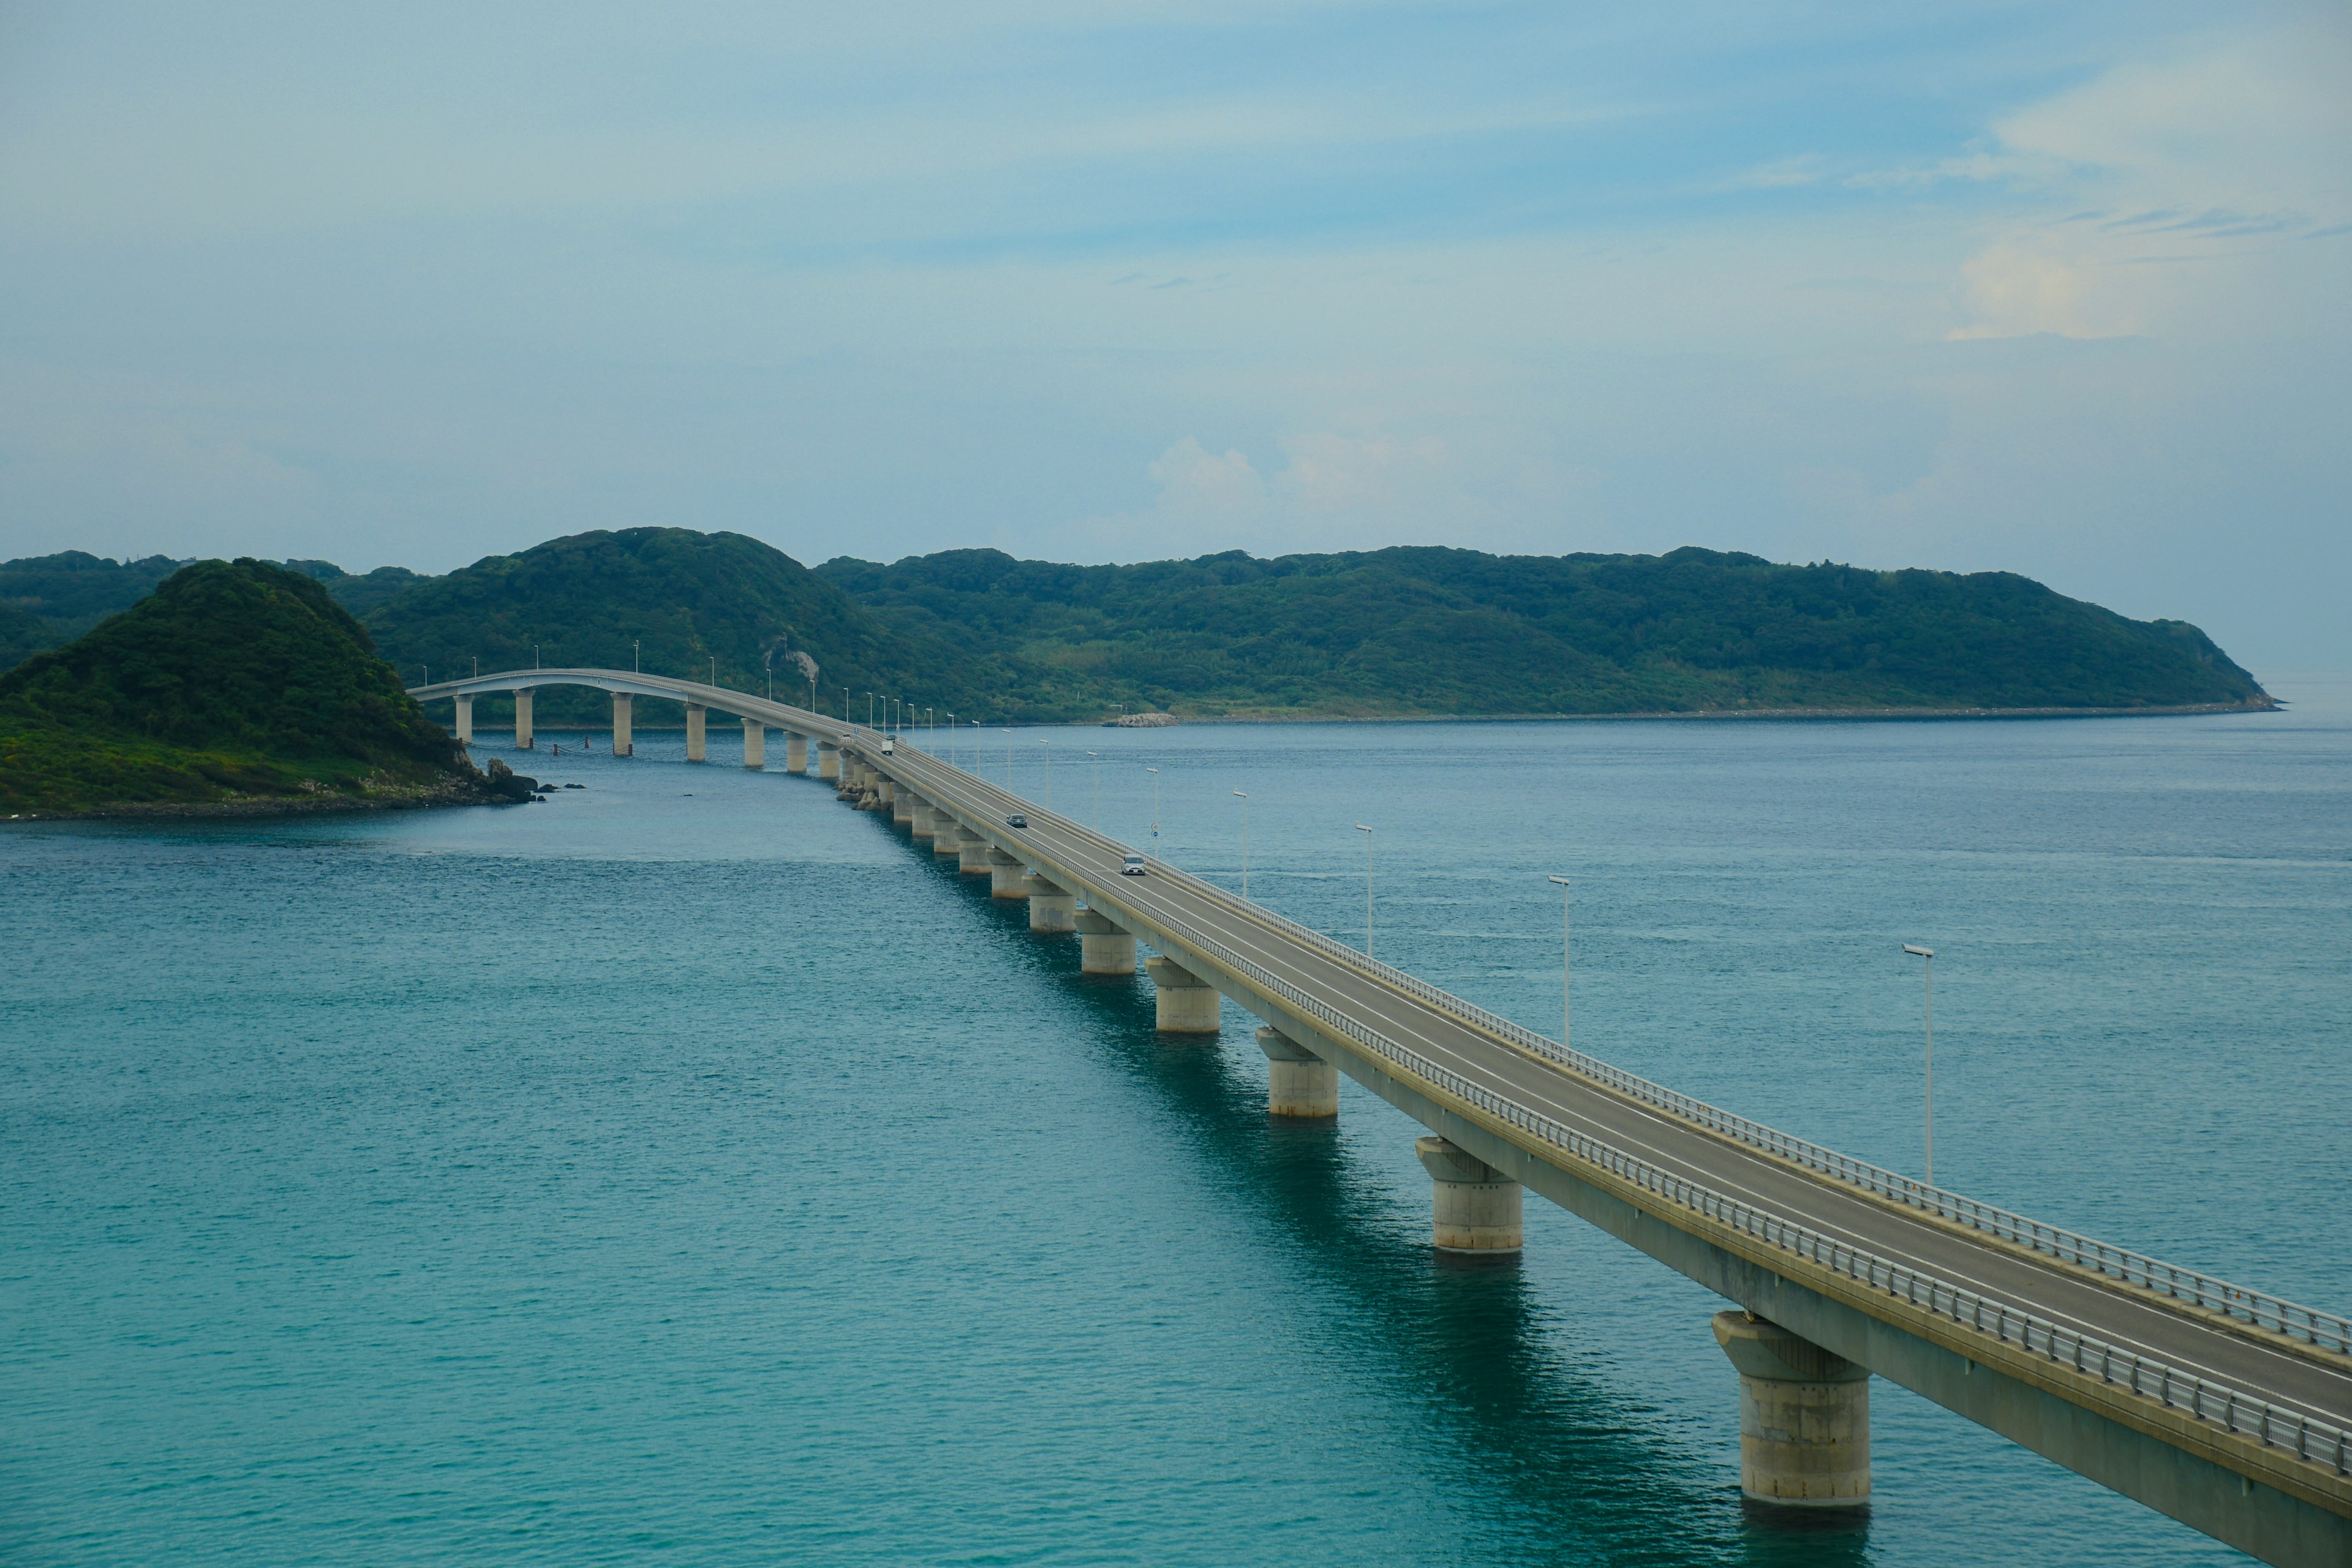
(0, 551, 186, 667)
(816, 545, 2269, 718)
(359, 527, 1009, 728)
(0, 559, 482, 814)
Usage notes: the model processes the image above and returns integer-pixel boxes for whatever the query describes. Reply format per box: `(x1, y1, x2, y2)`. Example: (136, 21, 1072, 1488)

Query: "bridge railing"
(886, 745, 2352, 1362)
(1123, 893, 2351, 1481)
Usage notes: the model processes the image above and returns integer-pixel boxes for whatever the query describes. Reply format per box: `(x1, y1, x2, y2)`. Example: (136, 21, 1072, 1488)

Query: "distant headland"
(2, 532, 2272, 739)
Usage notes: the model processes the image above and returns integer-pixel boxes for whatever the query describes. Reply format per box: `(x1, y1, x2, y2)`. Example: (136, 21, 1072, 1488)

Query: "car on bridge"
(1121, 854, 1147, 876)
(1006, 813, 1028, 828)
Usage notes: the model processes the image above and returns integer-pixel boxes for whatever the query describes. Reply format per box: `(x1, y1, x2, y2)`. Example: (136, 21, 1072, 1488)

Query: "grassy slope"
(0, 559, 475, 813)
(816, 546, 2269, 718)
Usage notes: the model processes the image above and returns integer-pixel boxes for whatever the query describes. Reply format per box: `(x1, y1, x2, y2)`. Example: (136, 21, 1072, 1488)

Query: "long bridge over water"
(412, 668, 2352, 1566)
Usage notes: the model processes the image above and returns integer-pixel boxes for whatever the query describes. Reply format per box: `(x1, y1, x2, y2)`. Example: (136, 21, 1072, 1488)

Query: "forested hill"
(355, 528, 1001, 725)
(814, 545, 2269, 718)
(6, 534, 2271, 723)
(0, 559, 482, 813)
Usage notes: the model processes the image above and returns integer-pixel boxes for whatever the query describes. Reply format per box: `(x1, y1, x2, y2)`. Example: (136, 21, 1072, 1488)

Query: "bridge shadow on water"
(888, 817, 1869, 1568)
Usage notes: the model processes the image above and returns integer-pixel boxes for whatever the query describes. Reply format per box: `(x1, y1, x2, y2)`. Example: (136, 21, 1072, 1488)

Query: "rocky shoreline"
(4, 765, 540, 823)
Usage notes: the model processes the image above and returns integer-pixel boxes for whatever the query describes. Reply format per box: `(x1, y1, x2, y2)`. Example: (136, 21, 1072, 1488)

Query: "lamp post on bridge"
(633, 641, 640, 674)
(1356, 824, 1374, 958)
(1548, 874, 1572, 1054)
(1904, 944, 1937, 1187)
(1147, 767, 1160, 856)
(1234, 790, 1250, 899)
(1002, 728, 1013, 788)
(1087, 751, 1099, 829)
(1039, 739, 1051, 808)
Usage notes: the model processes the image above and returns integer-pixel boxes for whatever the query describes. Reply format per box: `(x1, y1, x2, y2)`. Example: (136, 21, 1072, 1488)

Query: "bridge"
(410, 668, 2351, 1566)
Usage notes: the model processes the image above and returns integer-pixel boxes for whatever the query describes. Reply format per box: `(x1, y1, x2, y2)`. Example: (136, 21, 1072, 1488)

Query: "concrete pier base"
(816, 742, 838, 780)
(892, 788, 915, 827)
(786, 733, 809, 774)
(1023, 875, 1076, 933)
(988, 850, 1027, 899)
(453, 693, 473, 745)
(612, 693, 633, 756)
(1414, 1137, 1523, 1253)
(960, 837, 995, 875)
(1258, 1027, 1339, 1118)
(685, 703, 706, 762)
(742, 720, 764, 769)
(932, 823, 965, 858)
(910, 802, 938, 840)
(1145, 956, 1221, 1034)
(1713, 1311, 1872, 1509)
(876, 777, 896, 810)
(514, 688, 535, 749)
(1075, 910, 1137, 974)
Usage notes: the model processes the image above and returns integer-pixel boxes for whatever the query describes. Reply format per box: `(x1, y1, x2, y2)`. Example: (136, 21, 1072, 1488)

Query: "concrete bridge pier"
(910, 802, 938, 840)
(960, 835, 995, 875)
(1022, 873, 1076, 933)
(932, 822, 966, 858)
(876, 777, 896, 813)
(1257, 1026, 1338, 1118)
(742, 720, 764, 769)
(1145, 955, 1221, 1034)
(1711, 1311, 1872, 1509)
(1414, 1136, 1523, 1254)
(893, 789, 918, 827)
(1074, 909, 1137, 974)
(786, 733, 809, 774)
(816, 741, 837, 780)
(685, 703, 706, 762)
(612, 693, 633, 756)
(514, 688, 534, 749)
(988, 850, 1028, 899)
(453, 693, 473, 745)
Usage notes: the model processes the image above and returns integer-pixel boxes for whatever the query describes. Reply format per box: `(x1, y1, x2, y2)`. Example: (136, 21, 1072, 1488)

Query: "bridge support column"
(1075, 909, 1136, 974)
(685, 703, 706, 762)
(816, 741, 838, 780)
(1022, 874, 1076, 933)
(988, 850, 1027, 899)
(1414, 1137, 1522, 1253)
(453, 693, 473, 745)
(612, 693, 633, 756)
(1145, 956, 1221, 1034)
(1712, 1312, 1871, 1509)
(892, 788, 916, 827)
(513, 688, 534, 749)
(910, 802, 937, 840)
(932, 823, 965, 858)
(742, 720, 764, 769)
(1259, 1026, 1338, 1118)
(786, 733, 809, 774)
(960, 836, 995, 875)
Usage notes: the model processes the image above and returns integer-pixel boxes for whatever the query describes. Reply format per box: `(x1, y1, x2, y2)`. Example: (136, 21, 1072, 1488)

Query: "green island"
(0, 559, 524, 817)
(4, 530, 2272, 738)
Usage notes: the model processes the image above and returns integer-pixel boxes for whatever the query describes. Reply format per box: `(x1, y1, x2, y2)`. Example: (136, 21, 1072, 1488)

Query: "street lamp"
(945, 713, 955, 767)
(535, 644, 541, 671)
(1087, 751, 1099, 829)
(1234, 791, 1250, 899)
(1355, 825, 1374, 957)
(866, 692, 875, 731)
(1904, 944, 1937, 1186)
(633, 641, 640, 673)
(1003, 728, 1014, 788)
(1547, 875, 1573, 1054)
(1039, 739, 1052, 807)
(1146, 767, 1160, 854)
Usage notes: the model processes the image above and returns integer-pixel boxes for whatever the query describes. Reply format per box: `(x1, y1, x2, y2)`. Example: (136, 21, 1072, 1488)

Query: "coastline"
(6, 777, 507, 824)
(1185, 697, 2282, 725)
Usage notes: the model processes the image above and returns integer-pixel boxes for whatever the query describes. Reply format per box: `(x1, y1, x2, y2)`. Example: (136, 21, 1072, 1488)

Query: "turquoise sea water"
(5, 679, 2348, 1566)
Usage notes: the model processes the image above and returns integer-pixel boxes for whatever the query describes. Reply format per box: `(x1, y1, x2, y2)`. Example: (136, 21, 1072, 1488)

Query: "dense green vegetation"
(0, 550, 184, 666)
(0, 559, 481, 814)
(4, 533, 2269, 730)
(358, 527, 1003, 728)
(816, 545, 2269, 717)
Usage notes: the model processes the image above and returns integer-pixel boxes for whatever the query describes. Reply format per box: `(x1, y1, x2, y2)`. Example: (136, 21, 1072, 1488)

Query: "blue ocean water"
(4, 678, 2347, 1567)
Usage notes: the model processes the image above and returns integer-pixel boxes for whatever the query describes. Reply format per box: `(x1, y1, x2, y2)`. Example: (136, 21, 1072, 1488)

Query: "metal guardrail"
(1114, 858, 2352, 1359)
(880, 745, 2352, 1373)
(1126, 898, 2352, 1482)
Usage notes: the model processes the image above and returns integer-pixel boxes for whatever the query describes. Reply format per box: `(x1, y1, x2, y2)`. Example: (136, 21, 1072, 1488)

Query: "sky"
(0, 2, 2345, 667)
